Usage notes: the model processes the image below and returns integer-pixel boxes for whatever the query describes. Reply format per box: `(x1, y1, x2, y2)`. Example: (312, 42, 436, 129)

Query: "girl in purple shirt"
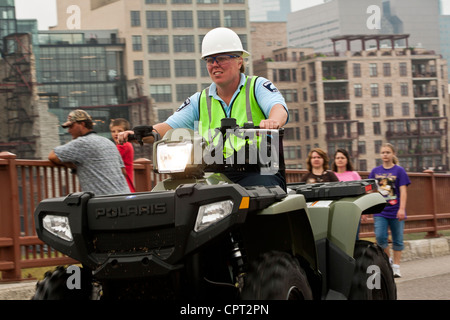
(369, 143, 411, 278)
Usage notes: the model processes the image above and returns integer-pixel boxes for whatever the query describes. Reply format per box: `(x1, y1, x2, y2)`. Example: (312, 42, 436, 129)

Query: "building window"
(172, 11, 193, 28)
(149, 60, 170, 78)
(305, 126, 310, 140)
(383, 63, 391, 76)
(176, 84, 197, 101)
(224, 10, 246, 28)
(284, 128, 295, 140)
(146, 0, 166, 3)
(302, 88, 308, 101)
(132, 35, 142, 51)
(358, 141, 366, 155)
(173, 35, 195, 52)
(386, 103, 394, 116)
(304, 108, 309, 122)
(355, 104, 363, 117)
(278, 69, 294, 81)
(280, 89, 298, 102)
(158, 109, 174, 122)
(399, 62, 407, 76)
(150, 85, 172, 102)
(172, 0, 192, 3)
(146, 11, 168, 28)
(372, 104, 380, 117)
(373, 122, 381, 135)
(354, 84, 362, 97)
(148, 35, 169, 53)
(133, 60, 143, 76)
(130, 11, 141, 27)
(401, 82, 409, 96)
(375, 140, 382, 153)
(285, 146, 296, 159)
(358, 122, 365, 135)
(369, 63, 377, 77)
(370, 83, 379, 97)
(402, 102, 410, 116)
(174, 60, 196, 77)
(198, 11, 221, 28)
(353, 63, 361, 77)
(359, 159, 367, 171)
(384, 83, 392, 97)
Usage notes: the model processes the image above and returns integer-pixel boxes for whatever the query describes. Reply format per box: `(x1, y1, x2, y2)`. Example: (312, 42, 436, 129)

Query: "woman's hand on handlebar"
(259, 119, 280, 129)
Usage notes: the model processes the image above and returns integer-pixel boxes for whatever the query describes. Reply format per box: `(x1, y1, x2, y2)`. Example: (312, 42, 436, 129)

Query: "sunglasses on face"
(203, 54, 240, 66)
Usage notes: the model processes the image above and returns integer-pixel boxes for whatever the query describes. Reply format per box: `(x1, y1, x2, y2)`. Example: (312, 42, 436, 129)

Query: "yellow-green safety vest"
(198, 76, 267, 159)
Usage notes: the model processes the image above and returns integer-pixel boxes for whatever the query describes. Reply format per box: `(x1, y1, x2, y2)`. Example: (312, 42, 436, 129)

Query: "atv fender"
(241, 194, 319, 273)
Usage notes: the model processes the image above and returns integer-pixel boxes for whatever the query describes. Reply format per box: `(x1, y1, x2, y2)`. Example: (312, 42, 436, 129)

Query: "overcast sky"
(13, 0, 450, 30)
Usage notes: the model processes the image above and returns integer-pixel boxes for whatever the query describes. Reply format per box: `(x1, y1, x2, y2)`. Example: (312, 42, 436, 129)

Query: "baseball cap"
(61, 109, 92, 128)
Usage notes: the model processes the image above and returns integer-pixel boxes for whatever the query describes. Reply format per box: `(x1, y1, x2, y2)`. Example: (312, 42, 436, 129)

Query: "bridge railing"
(1, 152, 449, 281)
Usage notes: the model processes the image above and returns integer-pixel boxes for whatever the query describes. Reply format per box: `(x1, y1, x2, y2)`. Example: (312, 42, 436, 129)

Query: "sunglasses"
(203, 54, 240, 66)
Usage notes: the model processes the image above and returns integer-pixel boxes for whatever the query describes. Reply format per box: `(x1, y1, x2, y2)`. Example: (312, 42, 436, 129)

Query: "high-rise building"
(254, 35, 449, 172)
(287, 0, 383, 52)
(288, 0, 450, 79)
(52, 0, 252, 123)
(248, 0, 291, 22)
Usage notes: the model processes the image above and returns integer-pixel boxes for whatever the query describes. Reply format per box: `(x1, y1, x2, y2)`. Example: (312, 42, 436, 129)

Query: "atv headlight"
(156, 141, 193, 173)
(194, 200, 234, 232)
(43, 215, 73, 242)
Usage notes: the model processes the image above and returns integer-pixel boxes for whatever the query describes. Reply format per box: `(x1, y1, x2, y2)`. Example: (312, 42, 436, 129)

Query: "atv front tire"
(241, 251, 313, 300)
(32, 266, 93, 300)
(348, 240, 397, 300)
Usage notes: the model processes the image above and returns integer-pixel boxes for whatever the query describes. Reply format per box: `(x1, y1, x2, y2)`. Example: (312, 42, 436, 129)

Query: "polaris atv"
(32, 119, 396, 300)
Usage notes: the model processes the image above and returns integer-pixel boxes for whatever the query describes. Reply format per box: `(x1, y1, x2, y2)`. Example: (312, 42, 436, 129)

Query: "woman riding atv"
(118, 27, 289, 190)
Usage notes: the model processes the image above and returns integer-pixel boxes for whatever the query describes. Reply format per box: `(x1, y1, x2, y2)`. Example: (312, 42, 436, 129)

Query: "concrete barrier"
(1, 236, 449, 300)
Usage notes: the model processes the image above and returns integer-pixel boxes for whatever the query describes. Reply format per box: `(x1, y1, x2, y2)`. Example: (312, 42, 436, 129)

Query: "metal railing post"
(424, 170, 439, 238)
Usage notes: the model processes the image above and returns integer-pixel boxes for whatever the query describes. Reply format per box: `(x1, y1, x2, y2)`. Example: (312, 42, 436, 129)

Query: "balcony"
(412, 72, 437, 79)
(415, 111, 440, 118)
(323, 93, 350, 102)
(326, 132, 358, 140)
(386, 129, 445, 138)
(322, 72, 348, 81)
(414, 90, 438, 99)
(325, 114, 350, 121)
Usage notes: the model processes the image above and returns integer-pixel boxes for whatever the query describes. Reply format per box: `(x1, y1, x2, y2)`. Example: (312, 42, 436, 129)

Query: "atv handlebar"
(128, 125, 160, 145)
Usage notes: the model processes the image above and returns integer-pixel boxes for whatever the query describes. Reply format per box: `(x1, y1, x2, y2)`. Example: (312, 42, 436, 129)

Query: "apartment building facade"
(254, 35, 449, 172)
(52, 0, 252, 123)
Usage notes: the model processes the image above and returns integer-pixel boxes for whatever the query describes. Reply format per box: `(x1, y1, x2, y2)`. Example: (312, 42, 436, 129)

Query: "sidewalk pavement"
(1, 236, 449, 300)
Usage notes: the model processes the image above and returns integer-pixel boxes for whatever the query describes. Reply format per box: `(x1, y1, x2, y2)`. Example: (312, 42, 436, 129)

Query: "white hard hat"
(201, 27, 250, 59)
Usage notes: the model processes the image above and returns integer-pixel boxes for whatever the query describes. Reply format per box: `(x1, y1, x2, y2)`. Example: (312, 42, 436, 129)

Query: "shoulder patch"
(262, 80, 279, 93)
(177, 98, 191, 112)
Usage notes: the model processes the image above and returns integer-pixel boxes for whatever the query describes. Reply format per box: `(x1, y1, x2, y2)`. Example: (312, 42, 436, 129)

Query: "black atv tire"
(32, 265, 93, 300)
(348, 240, 397, 300)
(241, 251, 313, 300)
